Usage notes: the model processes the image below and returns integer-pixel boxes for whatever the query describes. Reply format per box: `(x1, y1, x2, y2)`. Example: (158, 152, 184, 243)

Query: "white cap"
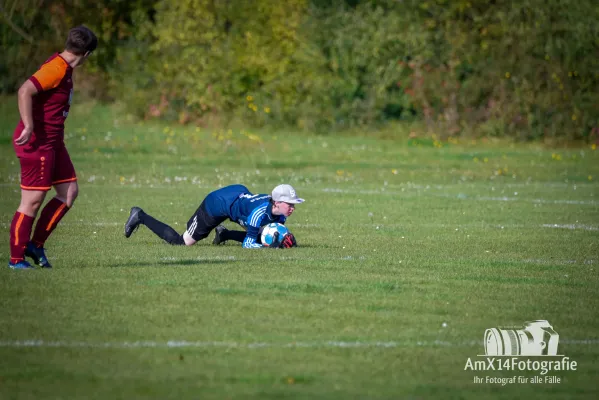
(272, 184, 305, 204)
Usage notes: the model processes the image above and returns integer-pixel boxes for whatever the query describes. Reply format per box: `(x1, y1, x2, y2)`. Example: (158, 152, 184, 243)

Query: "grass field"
(1, 100, 598, 399)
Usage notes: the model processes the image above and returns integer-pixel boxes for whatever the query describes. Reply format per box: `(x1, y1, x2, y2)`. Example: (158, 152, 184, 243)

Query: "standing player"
(8, 26, 97, 269)
(124, 184, 302, 248)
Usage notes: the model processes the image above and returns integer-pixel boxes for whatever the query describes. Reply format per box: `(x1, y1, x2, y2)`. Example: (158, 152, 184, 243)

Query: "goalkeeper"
(124, 184, 302, 248)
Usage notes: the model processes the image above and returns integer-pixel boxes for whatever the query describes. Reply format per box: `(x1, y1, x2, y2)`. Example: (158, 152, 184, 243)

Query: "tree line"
(2, 0, 597, 140)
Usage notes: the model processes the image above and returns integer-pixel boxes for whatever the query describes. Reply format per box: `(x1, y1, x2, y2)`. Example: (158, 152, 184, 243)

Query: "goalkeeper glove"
(279, 233, 297, 248)
(269, 232, 297, 248)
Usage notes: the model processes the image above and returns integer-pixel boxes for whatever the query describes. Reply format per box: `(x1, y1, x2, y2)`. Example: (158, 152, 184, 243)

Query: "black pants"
(140, 200, 225, 245)
(185, 200, 227, 241)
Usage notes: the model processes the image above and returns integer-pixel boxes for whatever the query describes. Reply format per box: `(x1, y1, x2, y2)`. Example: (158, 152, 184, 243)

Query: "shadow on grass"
(212, 243, 318, 249)
(110, 259, 237, 268)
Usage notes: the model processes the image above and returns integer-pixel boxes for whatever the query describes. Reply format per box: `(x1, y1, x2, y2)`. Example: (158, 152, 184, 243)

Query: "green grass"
(1, 101, 598, 399)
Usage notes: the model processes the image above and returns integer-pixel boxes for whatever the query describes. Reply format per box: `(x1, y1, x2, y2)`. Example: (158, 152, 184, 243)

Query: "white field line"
(318, 188, 599, 205)
(542, 224, 599, 231)
(296, 223, 599, 231)
(474, 196, 599, 206)
(0, 339, 597, 350)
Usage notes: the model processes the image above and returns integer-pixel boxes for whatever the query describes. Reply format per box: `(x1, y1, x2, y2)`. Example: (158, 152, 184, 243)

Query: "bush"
(3, 0, 598, 139)
(395, 0, 599, 141)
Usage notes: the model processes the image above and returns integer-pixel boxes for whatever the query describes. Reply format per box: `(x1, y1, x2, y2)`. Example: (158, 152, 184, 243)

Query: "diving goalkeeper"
(124, 184, 302, 248)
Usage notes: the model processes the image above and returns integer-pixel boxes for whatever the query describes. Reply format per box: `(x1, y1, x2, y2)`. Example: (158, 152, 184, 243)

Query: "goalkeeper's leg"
(138, 210, 185, 245)
(185, 201, 227, 245)
(216, 228, 247, 243)
(214, 226, 263, 244)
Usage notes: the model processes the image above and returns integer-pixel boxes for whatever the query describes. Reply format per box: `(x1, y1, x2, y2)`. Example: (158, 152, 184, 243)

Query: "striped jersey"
(203, 185, 286, 248)
(14, 53, 73, 153)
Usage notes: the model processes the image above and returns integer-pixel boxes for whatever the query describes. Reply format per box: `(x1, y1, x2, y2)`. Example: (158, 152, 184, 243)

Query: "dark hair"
(65, 25, 97, 55)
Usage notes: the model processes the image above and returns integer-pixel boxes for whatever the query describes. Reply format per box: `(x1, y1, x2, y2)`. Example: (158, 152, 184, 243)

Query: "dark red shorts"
(18, 144, 76, 191)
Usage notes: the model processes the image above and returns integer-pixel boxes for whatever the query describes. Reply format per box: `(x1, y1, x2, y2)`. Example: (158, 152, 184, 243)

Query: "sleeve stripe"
(242, 237, 262, 248)
(249, 210, 264, 227)
(29, 76, 43, 92)
(249, 204, 268, 227)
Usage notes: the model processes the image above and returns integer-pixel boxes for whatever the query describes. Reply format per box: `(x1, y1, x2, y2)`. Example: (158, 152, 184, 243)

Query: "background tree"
(1, 0, 597, 140)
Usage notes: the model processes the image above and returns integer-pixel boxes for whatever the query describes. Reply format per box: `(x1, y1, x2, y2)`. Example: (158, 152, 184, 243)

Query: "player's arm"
(242, 225, 263, 248)
(14, 80, 38, 146)
(15, 59, 64, 146)
(242, 206, 267, 248)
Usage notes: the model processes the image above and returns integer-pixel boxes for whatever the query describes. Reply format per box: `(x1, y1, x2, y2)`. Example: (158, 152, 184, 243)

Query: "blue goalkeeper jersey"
(203, 184, 286, 247)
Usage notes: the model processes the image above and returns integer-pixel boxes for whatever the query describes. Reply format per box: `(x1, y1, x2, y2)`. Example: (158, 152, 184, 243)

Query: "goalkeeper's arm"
(242, 225, 263, 248)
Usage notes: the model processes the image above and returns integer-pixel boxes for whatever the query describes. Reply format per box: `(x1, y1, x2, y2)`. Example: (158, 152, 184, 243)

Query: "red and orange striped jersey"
(14, 53, 73, 152)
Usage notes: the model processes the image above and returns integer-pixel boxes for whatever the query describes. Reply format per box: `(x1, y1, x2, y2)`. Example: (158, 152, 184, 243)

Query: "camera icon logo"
(484, 320, 560, 356)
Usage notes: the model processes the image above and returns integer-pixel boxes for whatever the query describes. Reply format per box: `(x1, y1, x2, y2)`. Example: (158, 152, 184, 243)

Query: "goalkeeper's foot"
(25, 241, 52, 268)
(124, 207, 144, 238)
(212, 225, 228, 245)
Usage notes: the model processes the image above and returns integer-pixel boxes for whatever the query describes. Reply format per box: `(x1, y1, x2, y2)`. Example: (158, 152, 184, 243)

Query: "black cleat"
(124, 207, 144, 238)
(212, 225, 228, 245)
(25, 241, 52, 268)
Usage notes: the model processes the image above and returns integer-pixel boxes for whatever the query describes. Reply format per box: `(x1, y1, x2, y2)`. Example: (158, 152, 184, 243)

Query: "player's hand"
(268, 232, 281, 248)
(14, 126, 33, 146)
(280, 233, 297, 248)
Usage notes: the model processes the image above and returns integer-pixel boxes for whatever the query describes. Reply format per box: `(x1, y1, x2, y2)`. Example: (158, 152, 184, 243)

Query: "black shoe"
(212, 225, 228, 245)
(124, 207, 144, 238)
(25, 241, 52, 268)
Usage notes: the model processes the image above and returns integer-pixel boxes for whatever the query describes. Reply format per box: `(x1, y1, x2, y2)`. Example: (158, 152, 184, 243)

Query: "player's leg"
(124, 207, 186, 245)
(53, 179, 78, 207)
(29, 180, 77, 240)
(9, 153, 51, 269)
(28, 146, 77, 268)
(212, 226, 248, 245)
(185, 201, 226, 246)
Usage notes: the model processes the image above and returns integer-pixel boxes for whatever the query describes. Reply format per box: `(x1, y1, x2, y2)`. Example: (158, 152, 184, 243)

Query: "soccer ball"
(261, 223, 289, 247)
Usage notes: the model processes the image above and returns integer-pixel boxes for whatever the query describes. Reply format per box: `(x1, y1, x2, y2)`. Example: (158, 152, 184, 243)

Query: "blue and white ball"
(261, 223, 289, 247)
